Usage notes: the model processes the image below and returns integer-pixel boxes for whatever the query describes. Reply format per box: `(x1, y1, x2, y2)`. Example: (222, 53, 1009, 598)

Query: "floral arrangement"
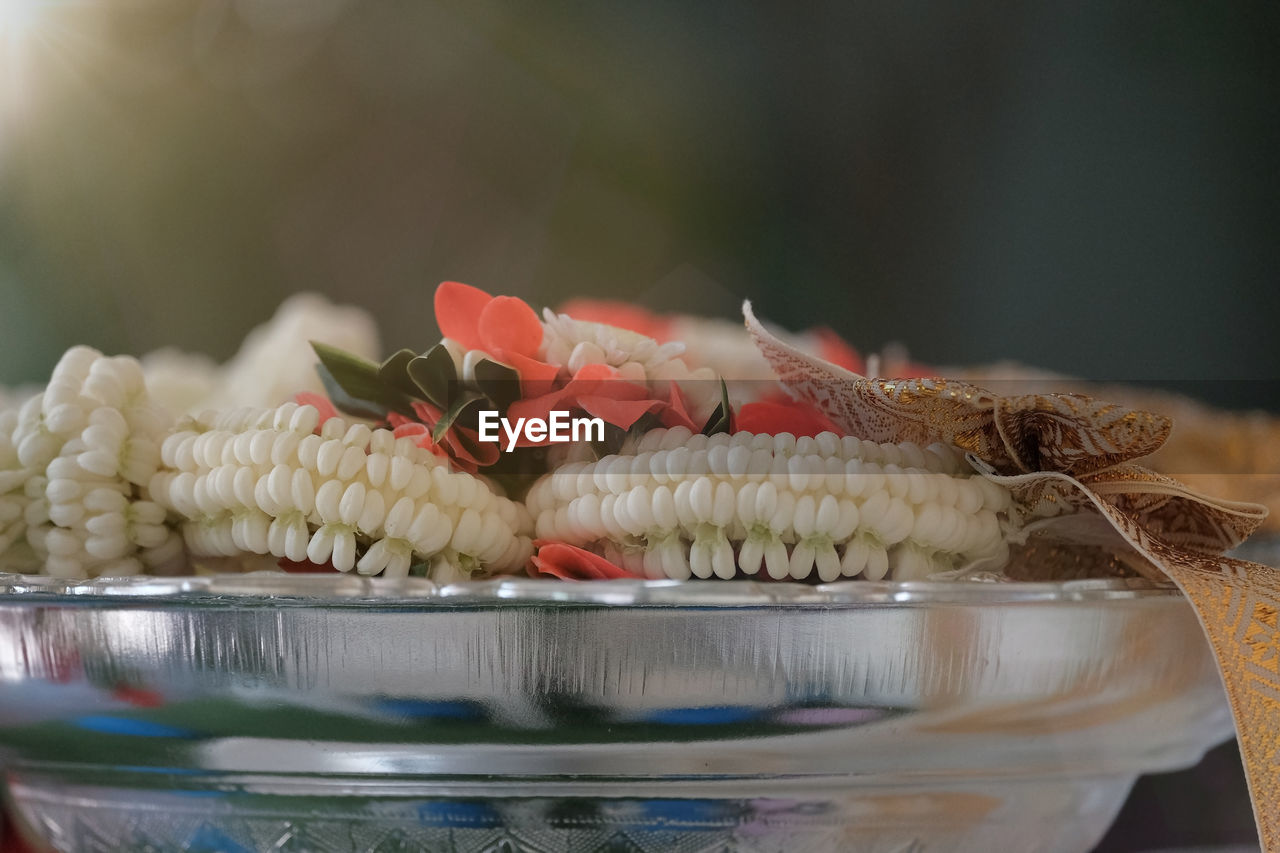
(4, 284, 1278, 849)
(0, 282, 1264, 588)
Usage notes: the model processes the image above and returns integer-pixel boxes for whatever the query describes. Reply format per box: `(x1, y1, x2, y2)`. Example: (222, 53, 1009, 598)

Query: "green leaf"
(700, 378, 733, 436)
(377, 349, 422, 399)
(431, 395, 485, 443)
(472, 357, 522, 410)
(311, 341, 415, 418)
(315, 364, 390, 421)
(407, 344, 457, 408)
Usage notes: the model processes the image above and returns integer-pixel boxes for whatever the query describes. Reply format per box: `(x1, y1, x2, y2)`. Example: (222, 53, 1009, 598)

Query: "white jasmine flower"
(150, 402, 534, 581)
(542, 309, 690, 379)
(139, 293, 381, 415)
(541, 309, 721, 421)
(526, 428, 1014, 582)
(212, 293, 380, 410)
(2, 346, 185, 578)
(139, 349, 223, 417)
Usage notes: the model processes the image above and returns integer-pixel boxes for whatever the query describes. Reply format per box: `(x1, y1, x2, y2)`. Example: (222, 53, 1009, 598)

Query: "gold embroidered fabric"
(744, 302, 1279, 850)
(946, 362, 1280, 532)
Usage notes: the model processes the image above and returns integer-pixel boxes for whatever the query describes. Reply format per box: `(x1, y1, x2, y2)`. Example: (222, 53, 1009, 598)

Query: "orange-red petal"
(503, 363, 621, 424)
(576, 395, 666, 431)
(659, 381, 701, 432)
(390, 420, 452, 464)
(505, 389, 572, 426)
(528, 541, 645, 580)
(736, 400, 841, 438)
(434, 281, 492, 351)
(410, 400, 443, 422)
(480, 295, 544, 359)
(442, 425, 501, 470)
(571, 363, 619, 383)
(504, 351, 562, 398)
(557, 299, 672, 341)
(294, 392, 340, 430)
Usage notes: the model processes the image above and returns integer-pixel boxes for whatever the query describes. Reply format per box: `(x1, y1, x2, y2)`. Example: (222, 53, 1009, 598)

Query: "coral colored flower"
(434, 281, 558, 395)
(388, 418, 448, 463)
(388, 403, 499, 474)
(528, 541, 645, 580)
(735, 399, 841, 438)
(294, 392, 340, 430)
(662, 380, 703, 432)
(505, 364, 699, 442)
(557, 299, 673, 342)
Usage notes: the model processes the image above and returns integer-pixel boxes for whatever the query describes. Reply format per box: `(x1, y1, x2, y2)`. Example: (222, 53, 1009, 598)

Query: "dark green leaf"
(311, 341, 414, 416)
(472, 358, 522, 410)
(315, 363, 390, 421)
(377, 349, 421, 399)
(431, 395, 485, 443)
(700, 378, 733, 436)
(407, 344, 457, 408)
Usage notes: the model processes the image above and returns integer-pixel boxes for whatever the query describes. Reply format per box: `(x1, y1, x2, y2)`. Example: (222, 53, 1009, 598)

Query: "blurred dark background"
(0, 2, 1275, 848)
(0, 1, 1277, 408)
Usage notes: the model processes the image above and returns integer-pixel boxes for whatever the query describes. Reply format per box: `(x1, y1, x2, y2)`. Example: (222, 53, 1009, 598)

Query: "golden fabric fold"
(744, 301, 1278, 850)
(1163, 557, 1280, 849)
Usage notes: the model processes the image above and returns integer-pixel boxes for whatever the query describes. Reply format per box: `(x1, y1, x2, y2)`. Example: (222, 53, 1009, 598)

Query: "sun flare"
(0, 0, 50, 43)
(0, 0, 69, 131)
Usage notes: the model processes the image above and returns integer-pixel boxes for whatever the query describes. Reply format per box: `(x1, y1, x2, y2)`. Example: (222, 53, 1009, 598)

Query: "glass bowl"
(0, 572, 1232, 852)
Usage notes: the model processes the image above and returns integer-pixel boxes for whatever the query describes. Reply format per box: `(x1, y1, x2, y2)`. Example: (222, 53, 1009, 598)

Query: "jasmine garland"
(1, 280, 1232, 587)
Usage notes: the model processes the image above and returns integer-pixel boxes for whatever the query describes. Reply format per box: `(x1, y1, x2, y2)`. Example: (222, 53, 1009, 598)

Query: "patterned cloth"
(744, 303, 1279, 852)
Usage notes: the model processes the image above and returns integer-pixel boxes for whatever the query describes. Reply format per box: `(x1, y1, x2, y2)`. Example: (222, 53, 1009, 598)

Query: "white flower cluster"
(0, 347, 182, 577)
(139, 293, 381, 416)
(541, 310, 688, 379)
(539, 310, 721, 419)
(526, 427, 1015, 582)
(149, 403, 534, 579)
(212, 294, 380, 411)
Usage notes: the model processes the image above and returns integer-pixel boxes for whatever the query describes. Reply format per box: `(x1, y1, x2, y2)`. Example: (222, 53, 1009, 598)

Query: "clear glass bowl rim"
(0, 571, 1181, 608)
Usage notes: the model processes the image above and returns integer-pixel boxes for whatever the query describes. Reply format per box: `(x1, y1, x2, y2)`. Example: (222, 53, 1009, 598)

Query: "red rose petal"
(434, 281, 493, 351)
(480, 296, 544, 359)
